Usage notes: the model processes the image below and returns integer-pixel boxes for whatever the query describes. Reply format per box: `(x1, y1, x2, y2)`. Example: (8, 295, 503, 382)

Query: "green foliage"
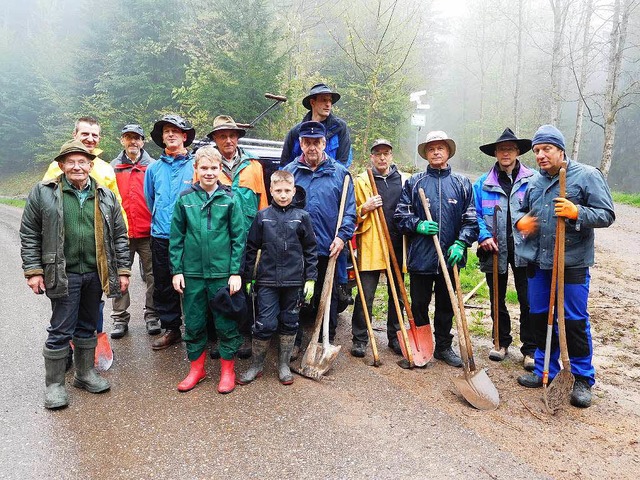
(505, 289, 519, 305)
(612, 191, 640, 207)
(0, 198, 26, 208)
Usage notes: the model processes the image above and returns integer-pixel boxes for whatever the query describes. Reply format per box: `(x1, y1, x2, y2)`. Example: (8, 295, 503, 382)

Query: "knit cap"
(531, 125, 565, 151)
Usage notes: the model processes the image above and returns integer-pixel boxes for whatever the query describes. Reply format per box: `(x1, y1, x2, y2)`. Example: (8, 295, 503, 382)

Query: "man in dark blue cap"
(283, 121, 356, 358)
(281, 83, 352, 167)
(144, 114, 196, 350)
(473, 128, 537, 369)
(514, 124, 615, 408)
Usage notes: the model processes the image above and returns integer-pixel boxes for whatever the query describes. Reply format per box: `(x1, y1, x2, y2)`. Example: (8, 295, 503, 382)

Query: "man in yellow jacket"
(351, 139, 408, 357)
(43, 116, 126, 225)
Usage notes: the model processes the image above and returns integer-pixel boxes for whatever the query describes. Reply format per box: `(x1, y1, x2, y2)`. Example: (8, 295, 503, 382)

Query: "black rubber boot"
(237, 338, 270, 385)
(570, 376, 592, 408)
(72, 336, 110, 393)
(278, 334, 296, 385)
(43, 346, 70, 409)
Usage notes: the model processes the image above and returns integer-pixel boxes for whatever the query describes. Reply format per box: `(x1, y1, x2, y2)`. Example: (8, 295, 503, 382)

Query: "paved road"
(0, 204, 547, 480)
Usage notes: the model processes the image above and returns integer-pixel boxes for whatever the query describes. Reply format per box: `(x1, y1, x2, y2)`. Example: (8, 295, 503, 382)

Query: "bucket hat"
(302, 83, 341, 110)
(150, 114, 196, 148)
(418, 131, 456, 160)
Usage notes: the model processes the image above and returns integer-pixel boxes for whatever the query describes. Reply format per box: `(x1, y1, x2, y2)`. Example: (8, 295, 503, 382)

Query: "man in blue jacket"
(395, 131, 478, 368)
(514, 125, 615, 408)
(144, 114, 196, 350)
(283, 121, 356, 358)
(474, 128, 536, 369)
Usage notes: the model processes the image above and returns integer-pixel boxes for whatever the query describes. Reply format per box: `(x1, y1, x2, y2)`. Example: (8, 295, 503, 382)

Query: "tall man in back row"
(474, 128, 536, 369)
(395, 131, 478, 368)
(515, 125, 615, 408)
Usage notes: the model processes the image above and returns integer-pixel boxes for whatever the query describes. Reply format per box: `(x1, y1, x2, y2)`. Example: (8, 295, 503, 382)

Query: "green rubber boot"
(72, 336, 110, 393)
(237, 338, 270, 385)
(43, 346, 70, 409)
(278, 334, 296, 385)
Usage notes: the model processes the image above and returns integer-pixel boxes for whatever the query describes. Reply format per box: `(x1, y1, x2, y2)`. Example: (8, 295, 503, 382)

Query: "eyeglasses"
(63, 160, 91, 167)
(372, 151, 392, 158)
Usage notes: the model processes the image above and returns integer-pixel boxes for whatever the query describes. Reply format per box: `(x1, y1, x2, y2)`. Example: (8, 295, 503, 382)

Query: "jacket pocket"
(42, 253, 57, 290)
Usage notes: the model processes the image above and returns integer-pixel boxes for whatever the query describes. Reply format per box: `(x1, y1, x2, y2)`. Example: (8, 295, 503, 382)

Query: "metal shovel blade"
(396, 324, 434, 367)
(299, 340, 342, 380)
(544, 369, 574, 414)
(452, 369, 500, 411)
(95, 332, 113, 371)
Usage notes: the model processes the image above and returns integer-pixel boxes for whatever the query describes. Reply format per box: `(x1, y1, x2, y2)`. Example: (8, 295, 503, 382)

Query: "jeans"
(151, 236, 182, 330)
(46, 272, 102, 349)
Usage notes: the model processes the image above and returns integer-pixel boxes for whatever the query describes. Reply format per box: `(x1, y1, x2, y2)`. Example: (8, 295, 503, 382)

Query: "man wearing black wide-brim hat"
(473, 128, 537, 370)
(144, 114, 196, 350)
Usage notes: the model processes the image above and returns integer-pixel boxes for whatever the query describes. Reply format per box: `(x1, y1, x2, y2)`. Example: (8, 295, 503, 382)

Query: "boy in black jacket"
(238, 170, 318, 385)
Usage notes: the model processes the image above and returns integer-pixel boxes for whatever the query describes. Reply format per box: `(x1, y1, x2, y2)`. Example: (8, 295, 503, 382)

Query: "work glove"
(416, 220, 439, 236)
(554, 197, 578, 220)
(303, 280, 316, 302)
(516, 214, 538, 236)
(245, 281, 255, 295)
(447, 240, 466, 266)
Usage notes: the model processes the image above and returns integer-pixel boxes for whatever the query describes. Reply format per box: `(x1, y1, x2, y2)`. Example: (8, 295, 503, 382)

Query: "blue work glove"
(416, 220, 439, 236)
(447, 240, 467, 266)
(303, 280, 316, 302)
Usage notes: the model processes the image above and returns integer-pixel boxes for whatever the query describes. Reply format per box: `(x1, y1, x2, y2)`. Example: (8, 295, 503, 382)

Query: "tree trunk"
(513, 0, 524, 131)
(549, 0, 567, 125)
(571, 0, 594, 161)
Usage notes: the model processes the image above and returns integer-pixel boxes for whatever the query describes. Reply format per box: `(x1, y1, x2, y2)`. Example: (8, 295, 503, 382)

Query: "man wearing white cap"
(394, 131, 478, 367)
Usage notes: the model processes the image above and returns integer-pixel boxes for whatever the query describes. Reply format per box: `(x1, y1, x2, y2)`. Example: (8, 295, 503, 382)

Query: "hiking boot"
(151, 329, 182, 351)
(523, 354, 535, 372)
(517, 372, 543, 388)
(110, 323, 128, 339)
(146, 319, 161, 336)
(489, 346, 508, 361)
(388, 337, 403, 356)
(570, 376, 592, 408)
(434, 347, 462, 368)
(350, 342, 366, 358)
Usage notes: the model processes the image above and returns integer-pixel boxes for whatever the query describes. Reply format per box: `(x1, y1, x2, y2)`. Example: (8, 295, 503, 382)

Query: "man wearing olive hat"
(21, 140, 130, 409)
(206, 115, 268, 359)
(395, 131, 478, 368)
(281, 83, 352, 167)
(144, 114, 196, 350)
(110, 124, 159, 339)
(514, 125, 615, 408)
(473, 128, 537, 369)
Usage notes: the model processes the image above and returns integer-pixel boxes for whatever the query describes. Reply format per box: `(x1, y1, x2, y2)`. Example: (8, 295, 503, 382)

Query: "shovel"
(367, 169, 433, 367)
(299, 175, 350, 379)
(419, 189, 499, 410)
(95, 332, 113, 371)
(348, 241, 381, 366)
(453, 265, 500, 410)
(545, 162, 574, 413)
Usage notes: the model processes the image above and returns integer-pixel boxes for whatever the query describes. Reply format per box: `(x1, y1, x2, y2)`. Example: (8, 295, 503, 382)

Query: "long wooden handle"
(417, 188, 464, 341)
(542, 217, 561, 387)
(452, 265, 472, 375)
(492, 251, 500, 351)
(311, 175, 351, 344)
(557, 163, 570, 369)
(348, 242, 379, 363)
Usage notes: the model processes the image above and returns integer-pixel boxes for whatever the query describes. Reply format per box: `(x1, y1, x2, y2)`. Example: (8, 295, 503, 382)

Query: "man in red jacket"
(110, 124, 160, 338)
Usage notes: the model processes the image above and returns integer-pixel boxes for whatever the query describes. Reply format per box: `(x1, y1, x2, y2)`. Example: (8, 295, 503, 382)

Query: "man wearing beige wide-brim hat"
(394, 130, 478, 368)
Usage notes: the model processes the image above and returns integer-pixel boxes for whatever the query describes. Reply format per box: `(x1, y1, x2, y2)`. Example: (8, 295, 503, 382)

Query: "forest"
(1, 0, 639, 192)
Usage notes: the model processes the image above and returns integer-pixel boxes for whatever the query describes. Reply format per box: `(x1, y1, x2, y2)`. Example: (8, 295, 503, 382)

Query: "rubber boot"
(218, 358, 236, 394)
(237, 338, 270, 385)
(278, 334, 296, 385)
(177, 352, 206, 392)
(72, 336, 110, 393)
(43, 346, 70, 409)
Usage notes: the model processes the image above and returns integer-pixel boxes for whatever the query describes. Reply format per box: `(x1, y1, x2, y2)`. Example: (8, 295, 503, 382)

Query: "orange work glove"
(554, 197, 578, 220)
(516, 214, 538, 236)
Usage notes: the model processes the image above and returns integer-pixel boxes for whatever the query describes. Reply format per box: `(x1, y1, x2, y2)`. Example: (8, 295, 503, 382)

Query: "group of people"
(20, 83, 615, 412)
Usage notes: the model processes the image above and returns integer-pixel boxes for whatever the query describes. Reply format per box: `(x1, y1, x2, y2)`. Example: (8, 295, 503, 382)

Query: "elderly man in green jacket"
(20, 140, 131, 410)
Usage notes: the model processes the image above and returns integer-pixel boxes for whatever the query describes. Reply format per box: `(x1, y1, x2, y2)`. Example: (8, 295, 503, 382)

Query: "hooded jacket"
(144, 152, 194, 239)
(111, 149, 155, 238)
(169, 182, 245, 279)
(242, 200, 318, 287)
(395, 165, 478, 274)
(473, 161, 535, 273)
(354, 165, 409, 272)
(281, 112, 352, 167)
(514, 158, 615, 269)
(20, 176, 131, 299)
(283, 155, 356, 257)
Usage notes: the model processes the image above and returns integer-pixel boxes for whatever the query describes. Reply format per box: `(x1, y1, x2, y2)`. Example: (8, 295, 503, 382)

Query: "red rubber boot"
(218, 358, 236, 394)
(177, 352, 206, 392)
